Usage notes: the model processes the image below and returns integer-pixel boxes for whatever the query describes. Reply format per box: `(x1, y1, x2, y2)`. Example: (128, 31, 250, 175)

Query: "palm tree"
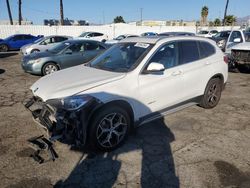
(223, 0, 230, 26)
(201, 6, 209, 26)
(6, 0, 13, 25)
(60, 0, 64, 25)
(18, 0, 22, 25)
(224, 15, 236, 26)
(214, 18, 221, 26)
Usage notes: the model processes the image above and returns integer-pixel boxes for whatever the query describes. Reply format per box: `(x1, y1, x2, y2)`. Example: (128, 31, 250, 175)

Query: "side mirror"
(146, 62, 165, 73)
(65, 49, 73, 55)
(86, 35, 90, 38)
(233, 38, 241, 43)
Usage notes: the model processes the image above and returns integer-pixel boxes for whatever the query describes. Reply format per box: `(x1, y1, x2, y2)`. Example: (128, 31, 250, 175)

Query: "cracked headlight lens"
(47, 95, 93, 111)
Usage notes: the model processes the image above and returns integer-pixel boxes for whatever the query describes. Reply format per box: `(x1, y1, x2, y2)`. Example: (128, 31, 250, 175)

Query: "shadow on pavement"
(0, 69, 5, 74)
(0, 52, 18, 58)
(54, 118, 179, 188)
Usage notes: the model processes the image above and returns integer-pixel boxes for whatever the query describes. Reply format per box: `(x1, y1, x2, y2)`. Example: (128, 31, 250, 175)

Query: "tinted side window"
(85, 42, 100, 50)
(229, 31, 243, 42)
(94, 33, 103, 37)
(55, 37, 67, 42)
(179, 41, 199, 64)
(149, 42, 178, 69)
(23, 35, 33, 40)
(199, 41, 215, 58)
(13, 35, 23, 41)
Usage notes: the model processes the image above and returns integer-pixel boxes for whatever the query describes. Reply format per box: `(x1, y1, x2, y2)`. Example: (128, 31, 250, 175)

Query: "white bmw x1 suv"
(25, 36, 228, 151)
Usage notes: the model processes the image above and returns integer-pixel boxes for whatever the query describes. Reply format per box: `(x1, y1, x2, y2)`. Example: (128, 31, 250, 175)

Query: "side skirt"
(136, 96, 202, 127)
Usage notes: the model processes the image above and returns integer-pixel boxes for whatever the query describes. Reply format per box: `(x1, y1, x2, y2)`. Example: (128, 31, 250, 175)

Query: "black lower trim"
(136, 96, 202, 126)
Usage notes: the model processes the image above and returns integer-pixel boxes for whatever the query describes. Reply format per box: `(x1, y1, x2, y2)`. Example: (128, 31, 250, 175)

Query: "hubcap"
(207, 83, 219, 106)
(44, 64, 58, 75)
(96, 113, 128, 148)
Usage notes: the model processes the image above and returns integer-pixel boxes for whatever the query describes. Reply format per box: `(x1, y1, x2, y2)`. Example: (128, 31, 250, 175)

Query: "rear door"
(177, 40, 216, 99)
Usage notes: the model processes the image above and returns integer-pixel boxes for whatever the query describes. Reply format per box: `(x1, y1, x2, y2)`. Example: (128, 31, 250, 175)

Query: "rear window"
(199, 41, 216, 58)
(178, 41, 199, 64)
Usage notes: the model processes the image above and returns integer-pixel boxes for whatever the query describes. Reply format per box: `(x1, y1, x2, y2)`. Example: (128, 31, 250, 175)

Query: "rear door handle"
(171, 70, 182, 76)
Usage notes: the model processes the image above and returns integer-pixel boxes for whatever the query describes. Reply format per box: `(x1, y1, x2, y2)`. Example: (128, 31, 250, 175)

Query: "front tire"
(42, 63, 59, 76)
(0, 44, 8, 52)
(200, 78, 222, 109)
(88, 106, 131, 151)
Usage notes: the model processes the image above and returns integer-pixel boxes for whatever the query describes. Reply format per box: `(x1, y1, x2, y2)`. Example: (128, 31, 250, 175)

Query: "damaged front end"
(229, 50, 250, 70)
(24, 94, 101, 163)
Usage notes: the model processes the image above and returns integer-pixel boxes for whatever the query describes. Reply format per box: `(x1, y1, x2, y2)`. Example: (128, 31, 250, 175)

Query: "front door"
(138, 42, 185, 115)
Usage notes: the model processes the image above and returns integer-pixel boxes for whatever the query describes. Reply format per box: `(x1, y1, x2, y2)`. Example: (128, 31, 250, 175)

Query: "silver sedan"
(21, 40, 107, 75)
(21, 35, 72, 55)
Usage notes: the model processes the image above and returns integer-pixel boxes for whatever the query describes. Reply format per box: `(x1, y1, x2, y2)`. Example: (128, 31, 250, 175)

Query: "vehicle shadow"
(0, 52, 18, 58)
(0, 69, 5, 74)
(54, 118, 179, 188)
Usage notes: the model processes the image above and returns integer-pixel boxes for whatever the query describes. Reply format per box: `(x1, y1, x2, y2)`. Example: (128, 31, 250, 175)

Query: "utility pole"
(223, 0, 229, 26)
(60, 0, 64, 25)
(18, 0, 22, 25)
(140, 8, 143, 25)
(6, 0, 13, 25)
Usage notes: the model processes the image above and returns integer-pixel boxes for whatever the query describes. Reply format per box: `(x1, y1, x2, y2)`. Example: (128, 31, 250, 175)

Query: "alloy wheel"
(207, 83, 219, 106)
(96, 113, 128, 149)
(44, 64, 58, 75)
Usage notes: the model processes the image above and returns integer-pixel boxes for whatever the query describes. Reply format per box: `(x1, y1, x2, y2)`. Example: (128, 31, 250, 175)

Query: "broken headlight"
(47, 95, 94, 111)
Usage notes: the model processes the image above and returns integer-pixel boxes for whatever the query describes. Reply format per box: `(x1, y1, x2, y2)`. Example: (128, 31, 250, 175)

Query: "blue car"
(0, 34, 43, 52)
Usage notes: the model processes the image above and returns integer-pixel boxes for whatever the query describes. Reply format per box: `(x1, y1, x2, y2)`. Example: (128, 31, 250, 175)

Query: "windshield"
(115, 35, 125, 40)
(49, 42, 71, 53)
(79, 32, 89, 37)
(199, 31, 209, 34)
(90, 42, 153, 72)
(34, 37, 44, 44)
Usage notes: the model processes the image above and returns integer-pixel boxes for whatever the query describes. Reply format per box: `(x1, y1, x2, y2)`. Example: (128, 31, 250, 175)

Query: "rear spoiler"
(37, 35, 44, 38)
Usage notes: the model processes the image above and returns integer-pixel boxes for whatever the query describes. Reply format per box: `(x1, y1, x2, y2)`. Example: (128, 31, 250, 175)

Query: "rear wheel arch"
(209, 73, 224, 88)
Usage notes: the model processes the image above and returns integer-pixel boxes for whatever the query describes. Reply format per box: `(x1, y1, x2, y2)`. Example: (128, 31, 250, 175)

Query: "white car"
(197, 30, 218, 38)
(21, 35, 72, 55)
(76, 32, 108, 42)
(25, 36, 228, 151)
(225, 30, 250, 54)
(105, 34, 139, 45)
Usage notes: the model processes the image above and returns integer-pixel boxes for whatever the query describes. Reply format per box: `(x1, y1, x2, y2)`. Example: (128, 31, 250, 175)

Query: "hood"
(30, 65, 126, 101)
(21, 43, 33, 50)
(232, 42, 250, 51)
(0, 39, 3, 42)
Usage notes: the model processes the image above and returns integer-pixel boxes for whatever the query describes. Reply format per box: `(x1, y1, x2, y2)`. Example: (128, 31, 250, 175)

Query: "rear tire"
(0, 44, 8, 52)
(200, 78, 222, 109)
(88, 105, 131, 151)
(42, 63, 59, 76)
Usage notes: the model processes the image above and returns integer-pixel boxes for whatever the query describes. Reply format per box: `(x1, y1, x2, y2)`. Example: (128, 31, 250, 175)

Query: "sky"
(0, 0, 249, 25)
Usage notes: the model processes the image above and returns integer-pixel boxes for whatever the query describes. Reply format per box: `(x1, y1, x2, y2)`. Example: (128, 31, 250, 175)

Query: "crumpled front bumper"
(24, 96, 93, 147)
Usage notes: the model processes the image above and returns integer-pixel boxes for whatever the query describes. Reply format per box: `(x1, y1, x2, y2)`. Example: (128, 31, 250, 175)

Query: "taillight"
(224, 55, 228, 64)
